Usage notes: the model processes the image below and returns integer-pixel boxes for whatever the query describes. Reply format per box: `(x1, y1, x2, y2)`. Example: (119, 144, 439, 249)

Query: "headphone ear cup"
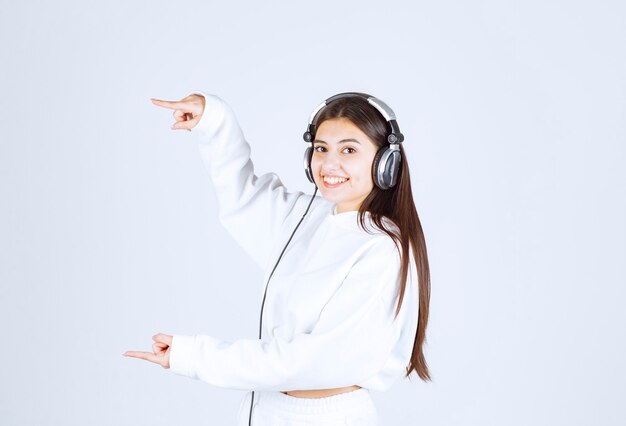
(303, 145, 314, 183)
(372, 146, 402, 190)
(372, 147, 388, 189)
(385, 149, 402, 188)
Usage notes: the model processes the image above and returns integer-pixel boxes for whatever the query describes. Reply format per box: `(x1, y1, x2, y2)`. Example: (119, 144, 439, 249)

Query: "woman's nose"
(320, 151, 341, 169)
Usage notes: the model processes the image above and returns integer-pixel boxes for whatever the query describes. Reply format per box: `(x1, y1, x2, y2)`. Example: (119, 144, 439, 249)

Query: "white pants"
(236, 388, 378, 426)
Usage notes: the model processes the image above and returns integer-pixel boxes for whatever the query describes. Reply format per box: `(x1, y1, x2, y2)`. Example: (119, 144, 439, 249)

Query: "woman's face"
(311, 117, 380, 213)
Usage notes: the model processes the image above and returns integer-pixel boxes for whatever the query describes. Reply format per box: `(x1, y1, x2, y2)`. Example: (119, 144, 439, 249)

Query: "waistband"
(255, 388, 374, 415)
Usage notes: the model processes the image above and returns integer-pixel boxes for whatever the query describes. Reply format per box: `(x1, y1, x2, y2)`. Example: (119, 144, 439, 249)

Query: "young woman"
(124, 90, 432, 425)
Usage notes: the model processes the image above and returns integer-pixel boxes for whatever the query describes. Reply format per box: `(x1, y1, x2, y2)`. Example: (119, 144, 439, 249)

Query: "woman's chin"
(321, 195, 347, 208)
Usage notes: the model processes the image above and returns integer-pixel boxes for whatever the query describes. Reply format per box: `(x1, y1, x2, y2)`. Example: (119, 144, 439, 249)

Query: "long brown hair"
(314, 96, 432, 382)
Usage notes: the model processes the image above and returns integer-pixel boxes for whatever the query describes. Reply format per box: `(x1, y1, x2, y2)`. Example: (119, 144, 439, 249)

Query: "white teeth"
(323, 176, 348, 184)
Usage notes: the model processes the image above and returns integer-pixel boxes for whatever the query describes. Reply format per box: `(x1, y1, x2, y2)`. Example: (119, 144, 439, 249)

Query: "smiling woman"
(124, 90, 431, 426)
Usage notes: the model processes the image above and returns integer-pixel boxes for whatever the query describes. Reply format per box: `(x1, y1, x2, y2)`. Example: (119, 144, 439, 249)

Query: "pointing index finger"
(123, 350, 158, 363)
(151, 98, 181, 110)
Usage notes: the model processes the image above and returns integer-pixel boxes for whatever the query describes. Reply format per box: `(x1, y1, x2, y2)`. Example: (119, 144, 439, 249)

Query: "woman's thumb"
(172, 115, 200, 131)
(152, 333, 173, 345)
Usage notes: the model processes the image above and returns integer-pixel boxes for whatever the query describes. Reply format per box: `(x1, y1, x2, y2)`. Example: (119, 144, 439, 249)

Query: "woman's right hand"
(151, 94, 206, 132)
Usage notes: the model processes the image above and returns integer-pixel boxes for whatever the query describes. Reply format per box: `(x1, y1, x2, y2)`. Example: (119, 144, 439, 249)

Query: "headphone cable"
(248, 185, 318, 425)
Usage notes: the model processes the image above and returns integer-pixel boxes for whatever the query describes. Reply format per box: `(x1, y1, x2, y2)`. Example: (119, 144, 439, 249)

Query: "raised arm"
(168, 237, 417, 391)
(153, 91, 311, 270)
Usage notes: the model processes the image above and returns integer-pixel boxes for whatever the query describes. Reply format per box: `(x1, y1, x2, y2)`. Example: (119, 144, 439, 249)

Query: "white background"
(1, 1, 624, 425)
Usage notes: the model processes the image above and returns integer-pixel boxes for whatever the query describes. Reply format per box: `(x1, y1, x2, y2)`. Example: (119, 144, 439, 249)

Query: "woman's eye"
(314, 146, 326, 152)
(343, 147, 356, 154)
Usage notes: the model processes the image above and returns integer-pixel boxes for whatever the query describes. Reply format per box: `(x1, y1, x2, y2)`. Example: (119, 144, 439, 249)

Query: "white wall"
(0, 0, 624, 425)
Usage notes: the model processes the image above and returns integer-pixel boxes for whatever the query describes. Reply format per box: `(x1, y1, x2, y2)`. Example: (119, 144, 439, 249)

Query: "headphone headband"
(303, 92, 404, 144)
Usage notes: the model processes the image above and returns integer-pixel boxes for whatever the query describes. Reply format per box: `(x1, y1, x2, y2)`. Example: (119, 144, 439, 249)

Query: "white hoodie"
(168, 91, 420, 392)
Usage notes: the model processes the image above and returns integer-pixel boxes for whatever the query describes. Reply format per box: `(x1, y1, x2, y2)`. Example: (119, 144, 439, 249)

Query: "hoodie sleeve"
(168, 237, 410, 391)
(186, 90, 310, 269)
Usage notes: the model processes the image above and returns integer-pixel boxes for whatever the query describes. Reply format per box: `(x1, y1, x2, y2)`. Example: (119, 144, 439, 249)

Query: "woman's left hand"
(123, 333, 172, 369)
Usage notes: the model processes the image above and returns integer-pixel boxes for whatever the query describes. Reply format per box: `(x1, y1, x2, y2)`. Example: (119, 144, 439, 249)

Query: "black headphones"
(302, 92, 405, 190)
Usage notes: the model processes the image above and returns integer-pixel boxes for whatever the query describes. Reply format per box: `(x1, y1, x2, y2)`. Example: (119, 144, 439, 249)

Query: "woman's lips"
(322, 178, 349, 188)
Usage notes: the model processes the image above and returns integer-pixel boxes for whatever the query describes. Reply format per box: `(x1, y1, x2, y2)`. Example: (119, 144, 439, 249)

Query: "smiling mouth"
(322, 175, 349, 188)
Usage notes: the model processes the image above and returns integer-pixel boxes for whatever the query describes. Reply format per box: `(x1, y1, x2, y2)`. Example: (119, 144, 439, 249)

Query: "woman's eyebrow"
(313, 138, 361, 145)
